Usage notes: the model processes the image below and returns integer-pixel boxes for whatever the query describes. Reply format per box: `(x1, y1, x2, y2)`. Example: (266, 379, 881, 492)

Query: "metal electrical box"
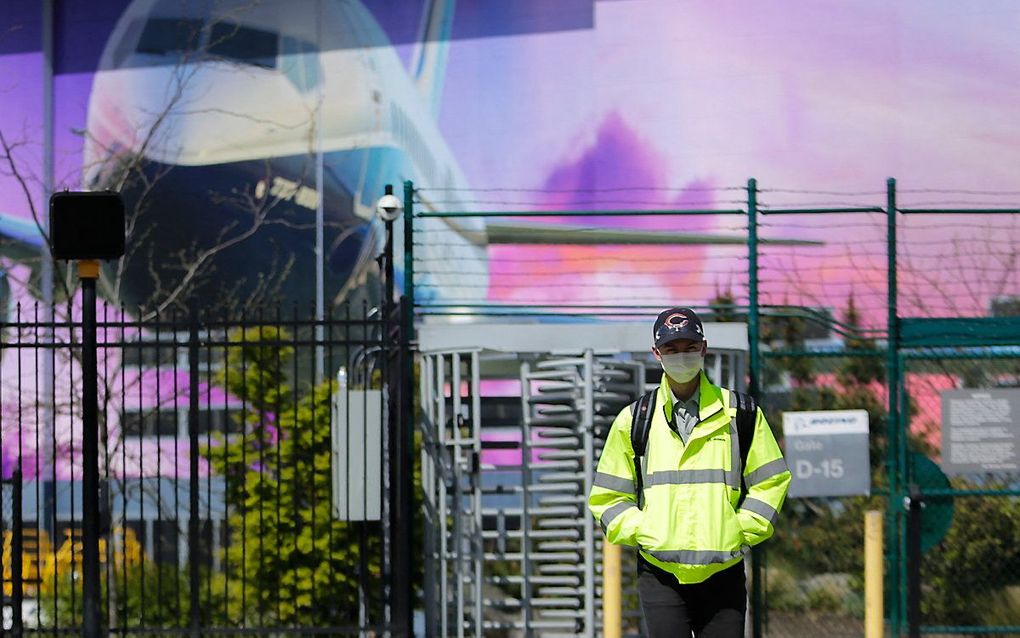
(331, 368, 384, 522)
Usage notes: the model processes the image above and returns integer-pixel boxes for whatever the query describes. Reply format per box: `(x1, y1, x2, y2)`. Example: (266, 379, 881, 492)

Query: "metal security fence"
(759, 342, 888, 638)
(750, 314, 1020, 638)
(902, 351, 1020, 632)
(751, 187, 1020, 637)
(404, 178, 1020, 637)
(0, 303, 412, 636)
(2, 469, 25, 635)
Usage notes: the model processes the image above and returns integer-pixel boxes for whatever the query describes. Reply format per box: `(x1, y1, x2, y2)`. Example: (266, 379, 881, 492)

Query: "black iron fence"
(0, 302, 410, 636)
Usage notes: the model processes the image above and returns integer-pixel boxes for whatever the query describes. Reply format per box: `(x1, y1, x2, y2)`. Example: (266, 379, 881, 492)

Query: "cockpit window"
(136, 18, 203, 56)
(208, 23, 278, 69)
(281, 36, 319, 92)
(129, 17, 296, 74)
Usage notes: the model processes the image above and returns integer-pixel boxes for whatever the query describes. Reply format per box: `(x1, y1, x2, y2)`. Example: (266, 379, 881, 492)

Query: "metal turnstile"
(419, 322, 747, 637)
(519, 354, 642, 635)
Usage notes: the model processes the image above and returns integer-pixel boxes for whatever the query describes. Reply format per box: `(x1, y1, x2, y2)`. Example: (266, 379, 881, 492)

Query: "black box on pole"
(49, 191, 125, 260)
(47, 190, 125, 638)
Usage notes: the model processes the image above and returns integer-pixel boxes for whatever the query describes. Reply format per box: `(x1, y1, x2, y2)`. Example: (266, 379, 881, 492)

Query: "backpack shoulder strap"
(630, 389, 657, 457)
(731, 389, 757, 502)
(629, 389, 657, 508)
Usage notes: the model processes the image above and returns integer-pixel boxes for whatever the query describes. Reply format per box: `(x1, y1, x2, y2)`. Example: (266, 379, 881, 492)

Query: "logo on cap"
(654, 306, 705, 345)
(664, 313, 689, 330)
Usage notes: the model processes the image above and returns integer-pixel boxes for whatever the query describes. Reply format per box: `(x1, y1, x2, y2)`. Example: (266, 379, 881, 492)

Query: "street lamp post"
(375, 185, 411, 635)
(49, 191, 125, 638)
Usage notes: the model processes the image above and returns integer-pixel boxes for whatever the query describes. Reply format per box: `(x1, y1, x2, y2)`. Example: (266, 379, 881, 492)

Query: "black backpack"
(630, 389, 757, 508)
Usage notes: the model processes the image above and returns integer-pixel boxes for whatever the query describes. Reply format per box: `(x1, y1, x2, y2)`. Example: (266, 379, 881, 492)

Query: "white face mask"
(659, 352, 704, 383)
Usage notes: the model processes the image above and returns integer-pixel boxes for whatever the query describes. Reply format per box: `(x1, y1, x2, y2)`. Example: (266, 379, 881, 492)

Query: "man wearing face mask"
(588, 307, 791, 638)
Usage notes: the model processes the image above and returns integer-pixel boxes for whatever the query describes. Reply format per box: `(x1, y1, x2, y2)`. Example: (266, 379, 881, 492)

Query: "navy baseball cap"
(653, 307, 705, 347)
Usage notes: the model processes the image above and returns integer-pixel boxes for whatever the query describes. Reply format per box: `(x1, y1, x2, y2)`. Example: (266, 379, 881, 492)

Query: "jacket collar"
(697, 373, 726, 422)
(657, 371, 727, 435)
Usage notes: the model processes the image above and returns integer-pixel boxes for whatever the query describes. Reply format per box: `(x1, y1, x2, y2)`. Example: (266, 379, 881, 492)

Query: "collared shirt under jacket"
(588, 372, 792, 584)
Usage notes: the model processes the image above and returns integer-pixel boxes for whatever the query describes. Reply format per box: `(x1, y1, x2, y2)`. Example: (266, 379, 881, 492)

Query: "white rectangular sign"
(783, 410, 870, 436)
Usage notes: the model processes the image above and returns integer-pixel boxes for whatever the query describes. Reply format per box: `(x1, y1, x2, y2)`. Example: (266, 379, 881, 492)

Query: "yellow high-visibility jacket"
(588, 372, 791, 584)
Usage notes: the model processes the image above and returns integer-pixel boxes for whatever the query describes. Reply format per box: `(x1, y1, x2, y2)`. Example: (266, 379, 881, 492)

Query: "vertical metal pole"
(188, 314, 201, 636)
(386, 210, 413, 636)
(747, 177, 760, 391)
(422, 355, 437, 638)
(12, 468, 24, 635)
(79, 262, 102, 638)
(582, 350, 596, 636)
(400, 276, 414, 633)
(41, 0, 54, 303)
(385, 218, 395, 314)
(381, 191, 399, 628)
(437, 355, 448, 638)
(403, 181, 415, 308)
(746, 178, 764, 638)
(520, 362, 533, 637)
(865, 510, 884, 638)
(313, 0, 325, 381)
(471, 351, 483, 638)
(378, 315, 393, 631)
(602, 539, 622, 638)
(906, 485, 921, 638)
(452, 354, 464, 638)
(40, 0, 57, 547)
(885, 178, 901, 633)
(399, 182, 416, 636)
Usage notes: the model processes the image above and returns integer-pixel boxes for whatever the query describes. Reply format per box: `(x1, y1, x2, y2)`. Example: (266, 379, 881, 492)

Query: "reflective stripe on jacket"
(588, 372, 792, 584)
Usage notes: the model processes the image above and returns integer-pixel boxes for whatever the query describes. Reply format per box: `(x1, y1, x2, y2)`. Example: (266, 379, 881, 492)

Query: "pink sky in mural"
(487, 112, 734, 308)
(437, 1, 1020, 319)
(1, 1, 1020, 484)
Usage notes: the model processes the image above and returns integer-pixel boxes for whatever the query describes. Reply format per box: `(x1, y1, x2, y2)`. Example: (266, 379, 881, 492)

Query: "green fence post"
(403, 180, 414, 307)
(885, 177, 901, 635)
(396, 180, 415, 636)
(747, 177, 764, 638)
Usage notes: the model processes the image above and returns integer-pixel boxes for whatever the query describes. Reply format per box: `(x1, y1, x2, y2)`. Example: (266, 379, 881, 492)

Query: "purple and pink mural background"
(2, 1, 1019, 316)
(1, 1, 1019, 479)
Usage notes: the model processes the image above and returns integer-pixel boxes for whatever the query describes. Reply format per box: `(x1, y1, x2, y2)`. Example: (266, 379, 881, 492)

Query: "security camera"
(376, 194, 402, 221)
(376, 184, 403, 222)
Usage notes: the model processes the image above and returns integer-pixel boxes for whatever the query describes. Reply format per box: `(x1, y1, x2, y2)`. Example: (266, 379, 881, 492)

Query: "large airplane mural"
(3, 0, 817, 315)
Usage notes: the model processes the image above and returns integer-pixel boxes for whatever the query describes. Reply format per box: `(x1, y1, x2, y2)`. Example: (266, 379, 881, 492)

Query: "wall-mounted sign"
(783, 410, 870, 498)
(941, 389, 1020, 475)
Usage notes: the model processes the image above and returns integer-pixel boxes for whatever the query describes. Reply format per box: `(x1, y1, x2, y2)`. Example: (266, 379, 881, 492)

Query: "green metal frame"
(404, 178, 1020, 637)
(743, 178, 1020, 635)
(887, 178, 906, 634)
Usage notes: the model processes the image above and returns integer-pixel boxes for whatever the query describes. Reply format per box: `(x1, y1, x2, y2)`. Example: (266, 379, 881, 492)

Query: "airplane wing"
(414, 191, 823, 247)
(482, 220, 823, 246)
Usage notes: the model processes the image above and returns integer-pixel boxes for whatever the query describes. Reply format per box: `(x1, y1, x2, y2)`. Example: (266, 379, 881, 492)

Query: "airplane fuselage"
(84, 0, 487, 313)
